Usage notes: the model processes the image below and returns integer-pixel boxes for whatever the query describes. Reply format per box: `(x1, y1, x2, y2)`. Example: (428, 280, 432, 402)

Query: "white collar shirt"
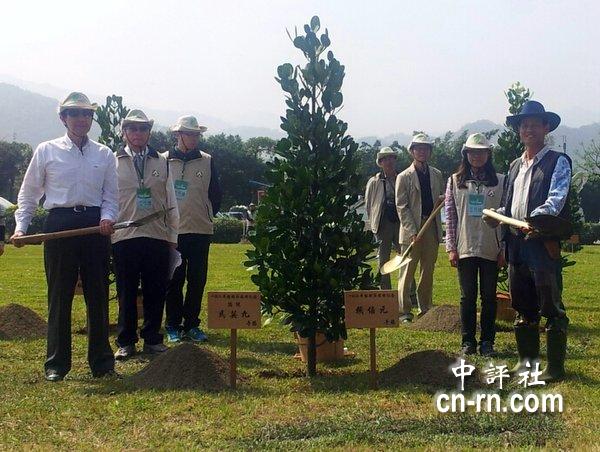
(510, 145, 551, 221)
(15, 134, 118, 233)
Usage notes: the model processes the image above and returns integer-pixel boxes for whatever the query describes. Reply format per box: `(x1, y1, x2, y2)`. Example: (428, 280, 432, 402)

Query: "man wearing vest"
(395, 133, 444, 322)
(489, 100, 572, 382)
(163, 116, 222, 343)
(113, 110, 179, 360)
(12, 92, 118, 381)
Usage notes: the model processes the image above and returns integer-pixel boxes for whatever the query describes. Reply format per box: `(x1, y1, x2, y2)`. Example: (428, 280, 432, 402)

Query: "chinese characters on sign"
(344, 290, 399, 328)
(207, 292, 261, 329)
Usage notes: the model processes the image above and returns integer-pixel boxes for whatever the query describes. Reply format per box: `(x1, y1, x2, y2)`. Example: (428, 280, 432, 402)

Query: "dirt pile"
(131, 343, 231, 391)
(0, 303, 47, 339)
(379, 349, 481, 389)
(410, 305, 461, 333)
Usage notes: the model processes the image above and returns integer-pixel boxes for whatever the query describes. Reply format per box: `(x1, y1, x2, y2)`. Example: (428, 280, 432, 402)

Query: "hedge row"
(2, 206, 245, 244)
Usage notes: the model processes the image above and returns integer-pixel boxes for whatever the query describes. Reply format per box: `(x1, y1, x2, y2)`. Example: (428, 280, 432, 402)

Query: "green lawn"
(0, 244, 599, 450)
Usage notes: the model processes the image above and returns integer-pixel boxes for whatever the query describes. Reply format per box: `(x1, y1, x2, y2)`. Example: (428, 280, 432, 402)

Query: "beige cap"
(376, 147, 398, 166)
(171, 115, 208, 134)
(408, 133, 433, 151)
(462, 132, 492, 151)
(121, 109, 154, 129)
(58, 92, 97, 114)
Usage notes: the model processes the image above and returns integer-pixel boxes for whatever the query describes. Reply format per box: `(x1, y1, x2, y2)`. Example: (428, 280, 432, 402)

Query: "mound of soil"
(410, 305, 462, 333)
(131, 343, 231, 391)
(0, 303, 47, 339)
(379, 349, 481, 389)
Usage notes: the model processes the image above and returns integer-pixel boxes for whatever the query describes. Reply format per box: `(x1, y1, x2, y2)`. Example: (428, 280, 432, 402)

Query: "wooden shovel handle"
(12, 226, 102, 245)
(415, 199, 445, 241)
(481, 208, 529, 229)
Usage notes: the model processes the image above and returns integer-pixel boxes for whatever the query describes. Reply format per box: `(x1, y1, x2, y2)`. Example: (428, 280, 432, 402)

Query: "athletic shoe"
(143, 343, 168, 354)
(184, 327, 208, 342)
(165, 326, 182, 343)
(115, 345, 136, 360)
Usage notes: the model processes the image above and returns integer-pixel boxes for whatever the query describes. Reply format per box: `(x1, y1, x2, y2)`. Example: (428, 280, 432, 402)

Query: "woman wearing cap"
(163, 116, 221, 343)
(445, 133, 505, 356)
(112, 109, 179, 360)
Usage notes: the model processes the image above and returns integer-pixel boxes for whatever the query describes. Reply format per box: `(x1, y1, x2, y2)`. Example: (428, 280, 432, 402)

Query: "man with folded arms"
(163, 116, 221, 343)
(11, 92, 118, 381)
(112, 109, 179, 360)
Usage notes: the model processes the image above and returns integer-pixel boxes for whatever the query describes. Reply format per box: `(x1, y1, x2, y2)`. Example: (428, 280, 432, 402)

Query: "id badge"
(174, 179, 188, 201)
(468, 193, 485, 217)
(137, 187, 152, 210)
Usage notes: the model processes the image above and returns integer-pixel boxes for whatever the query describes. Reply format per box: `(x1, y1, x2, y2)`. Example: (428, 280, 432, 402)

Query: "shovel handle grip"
(482, 209, 529, 229)
(13, 226, 102, 245)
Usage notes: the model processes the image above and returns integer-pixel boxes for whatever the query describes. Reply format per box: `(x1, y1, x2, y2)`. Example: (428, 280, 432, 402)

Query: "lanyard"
(133, 151, 147, 188)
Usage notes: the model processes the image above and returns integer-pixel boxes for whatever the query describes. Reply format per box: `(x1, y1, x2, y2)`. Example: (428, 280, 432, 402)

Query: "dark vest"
(504, 149, 572, 221)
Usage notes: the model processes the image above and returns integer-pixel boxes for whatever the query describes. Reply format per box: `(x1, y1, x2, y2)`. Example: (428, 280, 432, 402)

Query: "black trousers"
(43, 208, 114, 376)
(165, 233, 211, 330)
(113, 237, 170, 346)
(457, 257, 498, 346)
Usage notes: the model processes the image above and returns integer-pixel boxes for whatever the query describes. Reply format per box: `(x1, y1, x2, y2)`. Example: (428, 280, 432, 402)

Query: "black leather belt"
(49, 206, 100, 214)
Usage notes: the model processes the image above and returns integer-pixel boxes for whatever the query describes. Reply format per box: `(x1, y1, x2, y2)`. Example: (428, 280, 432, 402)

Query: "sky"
(2, 0, 599, 137)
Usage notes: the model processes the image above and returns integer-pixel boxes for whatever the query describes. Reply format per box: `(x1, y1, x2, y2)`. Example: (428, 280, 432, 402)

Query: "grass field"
(0, 244, 599, 450)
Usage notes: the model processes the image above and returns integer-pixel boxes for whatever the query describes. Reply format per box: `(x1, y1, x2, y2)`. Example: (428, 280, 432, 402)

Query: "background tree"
(494, 82, 531, 173)
(0, 140, 33, 202)
(149, 130, 177, 151)
(246, 16, 377, 377)
(578, 136, 600, 179)
(95, 95, 129, 151)
(244, 136, 277, 159)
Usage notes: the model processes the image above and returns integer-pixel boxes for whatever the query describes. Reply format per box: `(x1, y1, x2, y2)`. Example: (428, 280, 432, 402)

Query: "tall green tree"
(95, 95, 129, 151)
(0, 140, 33, 202)
(246, 16, 376, 377)
(494, 82, 531, 173)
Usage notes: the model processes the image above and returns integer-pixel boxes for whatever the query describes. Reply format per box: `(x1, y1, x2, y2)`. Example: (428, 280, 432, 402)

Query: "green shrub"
(212, 217, 244, 243)
(3, 205, 48, 236)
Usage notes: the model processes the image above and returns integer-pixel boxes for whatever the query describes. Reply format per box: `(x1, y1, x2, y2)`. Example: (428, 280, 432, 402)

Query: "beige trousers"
(398, 219, 439, 315)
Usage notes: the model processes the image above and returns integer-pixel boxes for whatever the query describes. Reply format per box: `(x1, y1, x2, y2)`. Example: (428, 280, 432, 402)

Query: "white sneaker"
(115, 345, 136, 360)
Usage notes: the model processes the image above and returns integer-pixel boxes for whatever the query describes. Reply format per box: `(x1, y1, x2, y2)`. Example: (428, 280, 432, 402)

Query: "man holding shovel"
(11, 92, 118, 381)
(485, 100, 572, 382)
(395, 133, 445, 323)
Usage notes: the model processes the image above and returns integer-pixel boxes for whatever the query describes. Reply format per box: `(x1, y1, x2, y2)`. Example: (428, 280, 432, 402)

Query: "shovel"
(481, 209, 573, 240)
(381, 199, 445, 275)
(12, 208, 173, 246)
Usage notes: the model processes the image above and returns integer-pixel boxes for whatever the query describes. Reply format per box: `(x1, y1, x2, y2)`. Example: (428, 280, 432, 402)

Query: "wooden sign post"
(344, 290, 399, 389)
(207, 291, 261, 389)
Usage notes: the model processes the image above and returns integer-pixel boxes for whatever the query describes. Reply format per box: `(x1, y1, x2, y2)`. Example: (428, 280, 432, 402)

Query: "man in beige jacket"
(395, 133, 444, 322)
(112, 110, 179, 360)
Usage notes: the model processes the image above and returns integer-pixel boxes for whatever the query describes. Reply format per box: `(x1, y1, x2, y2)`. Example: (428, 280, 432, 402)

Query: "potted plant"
(246, 16, 377, 377)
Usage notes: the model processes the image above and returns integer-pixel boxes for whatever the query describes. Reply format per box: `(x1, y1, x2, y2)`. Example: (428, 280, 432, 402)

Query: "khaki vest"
(163, 151, 214, 235)
(112, 147, 179, 244)
(451, 173, 505, 261)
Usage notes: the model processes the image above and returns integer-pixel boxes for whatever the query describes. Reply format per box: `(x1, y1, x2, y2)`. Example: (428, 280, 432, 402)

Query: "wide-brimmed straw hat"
(121, 109, 154, 129)
(506, 100, 561, 132)
(171, 115, 208, 134)
(408, 133, 433, 151)
(376, 147, 398, 166)
(58, 92, 97, 114)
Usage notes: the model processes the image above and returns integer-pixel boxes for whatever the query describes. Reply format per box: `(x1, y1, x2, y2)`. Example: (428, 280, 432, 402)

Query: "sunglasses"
(64, 109, 94, 118)
(126, 125, 151, 133)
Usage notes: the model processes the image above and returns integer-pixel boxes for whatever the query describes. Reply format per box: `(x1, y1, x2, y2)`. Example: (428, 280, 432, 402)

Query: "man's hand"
(448, 250, 459, 268)
(497, 251, 507, 268)
(411, 234, 421, 244)
(99, 220, 115, 236)
(10, 231, 25, 248)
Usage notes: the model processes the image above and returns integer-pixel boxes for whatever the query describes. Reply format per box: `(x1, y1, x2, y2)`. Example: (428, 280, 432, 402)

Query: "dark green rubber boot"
(540, 326, 567, 382)
(510, 323, 540, 375)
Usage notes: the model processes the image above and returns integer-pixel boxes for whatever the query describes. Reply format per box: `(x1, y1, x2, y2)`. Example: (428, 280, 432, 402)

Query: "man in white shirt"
(11, 92, 118, 382)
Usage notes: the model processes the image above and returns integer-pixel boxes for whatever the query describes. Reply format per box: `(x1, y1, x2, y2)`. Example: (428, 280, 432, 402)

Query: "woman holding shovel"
(445, 133, 505, 356)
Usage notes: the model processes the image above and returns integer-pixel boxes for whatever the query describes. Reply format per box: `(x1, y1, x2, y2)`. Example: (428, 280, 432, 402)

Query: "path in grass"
(0, 244, 598, 449)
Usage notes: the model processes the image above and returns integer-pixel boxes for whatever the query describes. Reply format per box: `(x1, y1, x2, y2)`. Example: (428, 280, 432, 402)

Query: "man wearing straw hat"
(365, 147, 416, 301)
(395, 133, 444, 323)
(486, 100, 572, 382)
(11, 92, 118, 381)
(112, 109, 179, 360)
(163, 116, 221, 343)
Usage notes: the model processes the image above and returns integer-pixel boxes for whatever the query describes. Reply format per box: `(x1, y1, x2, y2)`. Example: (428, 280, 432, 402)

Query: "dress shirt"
(15, 134, 118, 233)
(510, 146, 571, 221)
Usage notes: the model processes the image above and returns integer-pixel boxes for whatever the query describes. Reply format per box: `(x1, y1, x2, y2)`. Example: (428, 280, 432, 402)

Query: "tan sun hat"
(462, 133, 492, 151)
(58, 92, 98, 114)
(376, 147, 397, 166)
(121, 109, 154, 129)
(171, 115, 208, 134)
(408, 133, 433, 151)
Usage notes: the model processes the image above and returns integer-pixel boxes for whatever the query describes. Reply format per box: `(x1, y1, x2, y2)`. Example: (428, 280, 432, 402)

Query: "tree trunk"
(306, 331, 317, 377)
